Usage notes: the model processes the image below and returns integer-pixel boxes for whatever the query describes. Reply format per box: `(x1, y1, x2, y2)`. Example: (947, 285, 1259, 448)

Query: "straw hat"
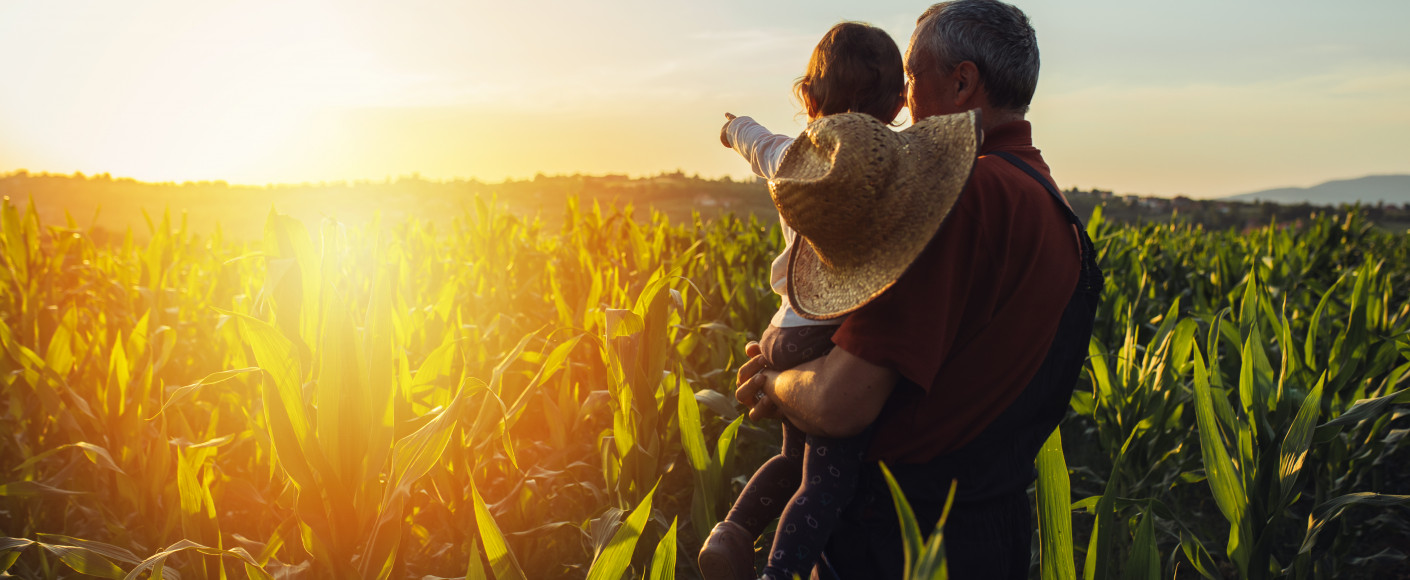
(772, 110, 981, 320)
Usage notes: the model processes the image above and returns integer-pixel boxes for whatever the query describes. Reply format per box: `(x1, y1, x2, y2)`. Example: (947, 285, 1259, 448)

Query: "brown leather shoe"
(697, 521, 756, 580)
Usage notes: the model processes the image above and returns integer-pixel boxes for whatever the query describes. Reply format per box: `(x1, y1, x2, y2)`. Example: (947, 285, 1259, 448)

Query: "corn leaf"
(586, 482, 657, 580)
(648, 516, 678, 580)
(1036, 428, 1075, 580)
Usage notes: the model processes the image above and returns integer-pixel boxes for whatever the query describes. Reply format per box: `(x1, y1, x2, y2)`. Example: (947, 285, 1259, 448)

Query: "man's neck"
(980, 107, 1024, 131)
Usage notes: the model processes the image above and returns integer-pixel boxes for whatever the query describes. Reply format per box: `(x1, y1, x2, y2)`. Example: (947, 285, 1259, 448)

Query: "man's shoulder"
(968, 149, 1052, 194)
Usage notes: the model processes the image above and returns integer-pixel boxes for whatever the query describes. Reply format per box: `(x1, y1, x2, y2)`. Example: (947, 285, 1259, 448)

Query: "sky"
(1, 0, 1407, 198)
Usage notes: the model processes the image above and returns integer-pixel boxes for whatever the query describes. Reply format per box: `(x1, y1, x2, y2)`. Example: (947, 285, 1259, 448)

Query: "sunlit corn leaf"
(693, 389, 739, 421)
(0, 537, 33, 573)
(648, 516, 677, 580)
(121, 540, 270, 580)
(879, 463, 924, 577)
(40, 542, 126, 579)
(605, 309, 644, 339)
(1297, 492, 1410, 556)
(471, 481, 527, 580)
(676, 376, 718, 539)
(148, 367, 260, 420)
(314, 288, 371, 490)
(587, 482, 657, 580)
(715, 414, 745, 482)
(10, 441, 125, 475)
(1178, 531, 1221, 580)
(227, 310, 320, 491)
(1277, 374, 1324, 507)
(364, 377, 484, 578)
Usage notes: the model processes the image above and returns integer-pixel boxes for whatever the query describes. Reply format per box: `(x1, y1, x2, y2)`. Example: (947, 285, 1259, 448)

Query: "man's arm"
(736, 342, 897, 438)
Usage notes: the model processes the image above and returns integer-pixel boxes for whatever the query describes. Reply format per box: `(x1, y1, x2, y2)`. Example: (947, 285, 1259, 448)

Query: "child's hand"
(719, 113, 736, 148)
(735, 341, 781, 421)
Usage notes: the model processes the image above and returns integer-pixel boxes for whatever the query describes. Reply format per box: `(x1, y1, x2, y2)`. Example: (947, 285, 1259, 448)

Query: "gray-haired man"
(735, 1, 1103, 577)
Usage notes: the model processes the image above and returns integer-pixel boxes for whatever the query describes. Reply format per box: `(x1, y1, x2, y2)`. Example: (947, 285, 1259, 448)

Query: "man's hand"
(735, 341, 781, 421)
(719, 112, 737, 148)
(737, 341, 899, 437)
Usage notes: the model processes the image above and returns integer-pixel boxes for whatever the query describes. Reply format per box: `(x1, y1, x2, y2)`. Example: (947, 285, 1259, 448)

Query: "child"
(699, 21, 906, 580)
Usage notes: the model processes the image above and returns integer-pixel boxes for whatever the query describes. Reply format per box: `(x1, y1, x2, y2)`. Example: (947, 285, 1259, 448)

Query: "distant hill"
(1225, 175, 1410, 206)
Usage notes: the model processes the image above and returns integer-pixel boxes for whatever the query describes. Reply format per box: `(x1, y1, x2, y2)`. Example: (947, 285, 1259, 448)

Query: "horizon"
(3, 0, 1408, 199)
(10, 167, 1410, 204)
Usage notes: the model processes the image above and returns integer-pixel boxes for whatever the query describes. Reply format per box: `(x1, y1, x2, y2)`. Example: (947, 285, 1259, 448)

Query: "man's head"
(905, 0, 1039, 125)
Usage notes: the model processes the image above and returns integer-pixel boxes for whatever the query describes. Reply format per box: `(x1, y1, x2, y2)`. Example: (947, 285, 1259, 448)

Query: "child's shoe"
(697, 521, 755, 580)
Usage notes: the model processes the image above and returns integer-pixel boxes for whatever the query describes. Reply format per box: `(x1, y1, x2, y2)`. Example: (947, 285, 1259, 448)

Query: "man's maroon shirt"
(831, 120, 1081, 464)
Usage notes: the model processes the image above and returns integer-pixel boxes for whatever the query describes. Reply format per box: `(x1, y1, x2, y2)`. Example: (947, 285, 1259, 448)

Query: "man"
(734, 1, 1103, 578)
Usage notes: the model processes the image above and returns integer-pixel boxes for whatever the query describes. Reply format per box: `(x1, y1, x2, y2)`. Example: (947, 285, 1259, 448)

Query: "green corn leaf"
(471, 481, 527, 580)
(1036, 428, 1075, 580)
(912, 480, 957, 580)
(121, 539, 269, 580)
(0, 481, 85, 497)
(1303, 275, 1345, 371)
(1313, 387, 1410, 440)
(1087, 337, 1114, 402)
(1191, 348, 1249, 554)
(43, 310, 76, 376)
(693, 389, 740, 421)
(1170, 318, 1199, 373)
(315, 289, 370, 489)
(1124, 510, 1160, 580)
(10, 441, 125, 475)
(503, 334, 583, 426)
(227, 310, 320, 491)
(605, 309, 644, 339)
(1178, 531, 1221, 580)
(676, 377, 718, 538)
(715, 414, 745, 481)
(879, 463, 924, 577)
(587, 482, 657, 580)
(0, 537, 34, 572)
(148, 367, 260, 420)
(33, 534, 141, 567)
(363, 262, 398, 506)
(1277, 374, 1324, 508)
(466, 536, 489, 580)
(1297, 493, 1410, 556)
(39, 542, 125, 579)
(648, 516, 678, 580)
(362, 377, 484, 578)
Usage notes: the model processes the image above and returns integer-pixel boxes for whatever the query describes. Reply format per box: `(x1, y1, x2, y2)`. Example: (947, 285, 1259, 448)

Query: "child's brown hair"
(794, 22, 905, 124)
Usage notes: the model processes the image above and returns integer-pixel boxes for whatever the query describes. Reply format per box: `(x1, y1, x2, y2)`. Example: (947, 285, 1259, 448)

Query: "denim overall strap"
(988, 150, 1104, 298)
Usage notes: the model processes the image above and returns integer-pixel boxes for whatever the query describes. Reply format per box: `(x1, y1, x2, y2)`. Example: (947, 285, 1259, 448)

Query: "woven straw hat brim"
(774, 110, 981, 320)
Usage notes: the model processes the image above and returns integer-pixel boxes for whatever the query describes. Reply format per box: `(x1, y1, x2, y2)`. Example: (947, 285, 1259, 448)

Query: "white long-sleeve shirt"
(725, 116, 842, 328)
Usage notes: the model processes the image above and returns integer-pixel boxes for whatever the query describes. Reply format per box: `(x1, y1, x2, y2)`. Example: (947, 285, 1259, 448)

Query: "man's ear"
(951, 61, 982, 108)
(888, 93, 905, 123)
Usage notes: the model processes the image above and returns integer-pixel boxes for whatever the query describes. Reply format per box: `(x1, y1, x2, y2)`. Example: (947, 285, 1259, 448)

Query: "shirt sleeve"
(831, 194, 990, 391)
(725, 116, 794, 179)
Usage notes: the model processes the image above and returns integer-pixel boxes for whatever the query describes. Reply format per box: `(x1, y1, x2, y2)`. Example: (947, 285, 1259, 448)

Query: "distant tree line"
(2, 170, 1405, 243)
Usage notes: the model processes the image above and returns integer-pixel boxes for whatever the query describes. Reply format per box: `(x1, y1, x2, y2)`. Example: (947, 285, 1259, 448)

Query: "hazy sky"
(2, 0, 1407, 197)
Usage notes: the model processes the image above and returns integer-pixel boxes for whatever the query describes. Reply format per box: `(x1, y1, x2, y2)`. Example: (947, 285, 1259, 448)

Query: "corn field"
(1, 194, 1407, 579)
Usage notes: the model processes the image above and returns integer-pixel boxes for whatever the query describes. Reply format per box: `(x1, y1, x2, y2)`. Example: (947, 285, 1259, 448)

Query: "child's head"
(794, 22, 906, 124)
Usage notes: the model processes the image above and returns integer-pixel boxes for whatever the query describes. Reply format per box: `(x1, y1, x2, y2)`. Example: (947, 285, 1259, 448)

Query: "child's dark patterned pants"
(724, 324, 872, 580)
